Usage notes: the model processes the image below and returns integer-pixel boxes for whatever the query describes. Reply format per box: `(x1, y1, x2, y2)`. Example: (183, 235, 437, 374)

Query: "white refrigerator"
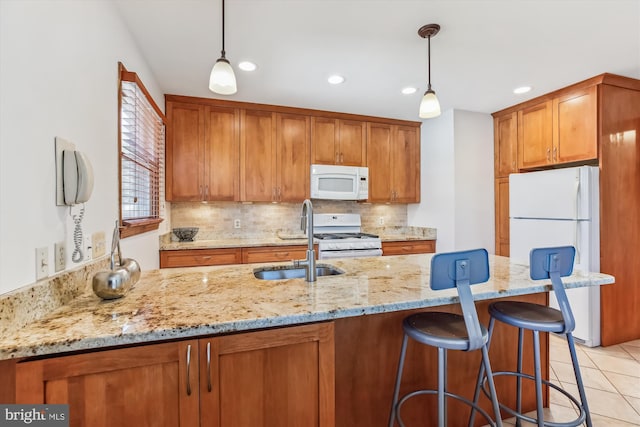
(509, 166, 600, 347)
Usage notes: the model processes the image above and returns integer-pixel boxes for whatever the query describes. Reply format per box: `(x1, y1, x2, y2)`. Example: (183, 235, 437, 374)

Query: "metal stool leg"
(515, 327, 524, 427)
(533, 331, 544, 427)
(566, 333, 592, 427)
(468, 317, 496, 427)
(481, 344, 503, 427)
(438, 347, 447, 427)
(389, 334, 409, 427)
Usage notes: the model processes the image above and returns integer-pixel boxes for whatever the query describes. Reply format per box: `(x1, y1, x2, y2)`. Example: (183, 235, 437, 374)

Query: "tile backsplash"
(170, 201, 408, 240)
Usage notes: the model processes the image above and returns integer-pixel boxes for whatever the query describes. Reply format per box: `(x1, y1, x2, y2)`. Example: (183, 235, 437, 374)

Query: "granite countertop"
(0, 254, 613, 360)
(160, 226, 437, 251)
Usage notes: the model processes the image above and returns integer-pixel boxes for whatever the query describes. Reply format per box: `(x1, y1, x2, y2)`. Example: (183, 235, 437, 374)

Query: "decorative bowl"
(173, 227, 199, 242)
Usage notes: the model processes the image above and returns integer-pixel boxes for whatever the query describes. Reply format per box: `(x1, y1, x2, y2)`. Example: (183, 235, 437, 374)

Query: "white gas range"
(313, 213, 383, 259)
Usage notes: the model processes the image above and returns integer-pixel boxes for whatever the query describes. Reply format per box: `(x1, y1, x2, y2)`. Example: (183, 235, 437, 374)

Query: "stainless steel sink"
(254, 264, 344, 280)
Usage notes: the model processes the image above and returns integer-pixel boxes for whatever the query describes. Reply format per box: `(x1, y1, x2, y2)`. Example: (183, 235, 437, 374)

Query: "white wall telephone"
(62, 149, 94, 205)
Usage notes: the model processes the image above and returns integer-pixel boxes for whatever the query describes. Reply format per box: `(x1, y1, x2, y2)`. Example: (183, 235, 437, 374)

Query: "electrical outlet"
(84, 235, 92, 261)
(378, 216, 385, 226)
(54, 241, 66, 272)
(234, 219, 241, 229)
(35, 247, 49, 280)
(92, 231, 106, 258)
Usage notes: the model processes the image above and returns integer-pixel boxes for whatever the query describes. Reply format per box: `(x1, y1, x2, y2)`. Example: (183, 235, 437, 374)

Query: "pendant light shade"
(418, 24, 441, 119)
(209, 0, 237, 95)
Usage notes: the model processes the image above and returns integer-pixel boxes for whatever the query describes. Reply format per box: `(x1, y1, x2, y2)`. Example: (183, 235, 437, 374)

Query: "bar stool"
(470, 246, 591, 427)
(388, 249, 503, 427)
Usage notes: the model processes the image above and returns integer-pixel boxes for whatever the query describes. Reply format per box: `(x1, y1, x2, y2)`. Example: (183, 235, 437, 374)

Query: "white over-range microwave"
(310, 164, 369, 200)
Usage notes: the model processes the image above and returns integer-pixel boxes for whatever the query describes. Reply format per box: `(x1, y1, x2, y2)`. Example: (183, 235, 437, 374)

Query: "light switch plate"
(54, 241, 66, 272)
(92, 231, 106, 258)
(36, 247, 49, 280)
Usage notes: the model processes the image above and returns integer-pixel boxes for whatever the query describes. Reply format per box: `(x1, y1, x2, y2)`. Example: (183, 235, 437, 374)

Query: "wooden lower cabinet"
(200, 323, 335, 427)
(15, 340, 199, 427)
(160, 248, 242, 268)
(15, 323, 335, 427)
(495, 177, 510, 256)
(241, 245, 312, 264)
(382, 240, 435, 255)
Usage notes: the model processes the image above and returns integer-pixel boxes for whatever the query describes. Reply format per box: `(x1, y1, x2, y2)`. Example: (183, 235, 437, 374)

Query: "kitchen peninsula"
(0, 254, 613, 426)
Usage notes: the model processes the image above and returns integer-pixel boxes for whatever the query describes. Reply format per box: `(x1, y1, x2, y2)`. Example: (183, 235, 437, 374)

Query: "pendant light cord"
(221, 0, 226, 58)
(427, 35, 432, 91)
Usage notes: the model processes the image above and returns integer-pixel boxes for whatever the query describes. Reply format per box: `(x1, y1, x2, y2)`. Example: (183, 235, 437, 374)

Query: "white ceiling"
(114, 0, 640, 121)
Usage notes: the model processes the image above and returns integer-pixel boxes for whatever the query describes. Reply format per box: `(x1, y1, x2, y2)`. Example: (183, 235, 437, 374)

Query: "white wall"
(0, 1, 165, 294)
(408, 109, 494, 253)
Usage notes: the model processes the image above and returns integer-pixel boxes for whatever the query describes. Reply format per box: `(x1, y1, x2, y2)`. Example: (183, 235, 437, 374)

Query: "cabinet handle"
(340, 153, 344, 163)
(275, 252, 290, 258)
(186, 344, 192, 396)
(553, 147, 557, 161)
(206, 341, 212, 393)
(199, 185, 204, 201)
(335, 152, 340, 163)
(512, 161, 516, 171)
(546, 148, 551, 161)
(277, 187, 281, 201)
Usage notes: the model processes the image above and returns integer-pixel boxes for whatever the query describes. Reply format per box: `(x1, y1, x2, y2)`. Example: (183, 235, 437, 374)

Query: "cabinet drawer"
(382, 240, 435, 255)
(160, 248, 242, 268)
(241, 245, 310, 264)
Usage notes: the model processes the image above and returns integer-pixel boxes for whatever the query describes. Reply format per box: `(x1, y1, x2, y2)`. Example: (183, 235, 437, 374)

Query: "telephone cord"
(71, 205, 85, 263)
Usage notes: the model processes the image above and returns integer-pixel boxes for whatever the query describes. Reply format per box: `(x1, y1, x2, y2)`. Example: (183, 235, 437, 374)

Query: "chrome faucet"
(293, 199, 316, 282)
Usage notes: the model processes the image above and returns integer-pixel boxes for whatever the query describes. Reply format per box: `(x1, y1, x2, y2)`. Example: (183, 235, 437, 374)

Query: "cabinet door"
(241, 245, 309, 264)
(338, 120, 367, 166)
(16, 341, 199, 427)
(495, 177, 510, 256)
(392, 126, 420, 203)
(553, 85, 598, 164)
(166, 102, 205, 201)
(495, 112, 518, 177)
(311, 117, 339, 165)
(366, 123, 393, 202)
(205, 106, 239, 201)
(518, 100, 553, 169)
(277, 113, 310, 202)
(199, 323, 335, 427)
(241, 110, 276, 201)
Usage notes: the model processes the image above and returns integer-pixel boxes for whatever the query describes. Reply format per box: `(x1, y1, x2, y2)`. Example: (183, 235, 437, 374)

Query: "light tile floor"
(500, 334, 640, 426)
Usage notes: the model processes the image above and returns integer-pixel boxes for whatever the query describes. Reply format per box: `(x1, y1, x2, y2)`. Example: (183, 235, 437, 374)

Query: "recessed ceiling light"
(328, 75, 345, 85)
(238, 61, 257, 71)
(401, 87, 417, 95)
(514, 86, 532, 94)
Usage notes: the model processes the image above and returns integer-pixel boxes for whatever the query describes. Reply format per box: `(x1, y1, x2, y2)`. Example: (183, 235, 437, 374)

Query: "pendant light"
(209, 0, 237, 95)
(418, 24, 441, 119)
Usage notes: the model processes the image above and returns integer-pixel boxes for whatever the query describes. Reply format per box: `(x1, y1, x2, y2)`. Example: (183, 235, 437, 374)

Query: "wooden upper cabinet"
(276, 113, 310, 202)
(553, 85, 598, 164)
(311, 117, 366, 166)
(240, 110, 277, 202)
(15, 341, 199, 427)
(494, 112, 518, 177)
(367, 123, 420, 203)
(166, 102, 205, 201)
(204, 106, 239, 201)
(518, 100, 553, 169)
(166, 101, 239, 202)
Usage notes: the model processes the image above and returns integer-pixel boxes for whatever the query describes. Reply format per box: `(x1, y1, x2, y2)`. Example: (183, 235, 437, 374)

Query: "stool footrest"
(481, 371, 587, 427)
(395, 388, 497, 426)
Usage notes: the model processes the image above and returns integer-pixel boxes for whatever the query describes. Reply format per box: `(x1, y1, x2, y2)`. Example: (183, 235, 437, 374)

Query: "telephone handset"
(62, 150, 94, 205)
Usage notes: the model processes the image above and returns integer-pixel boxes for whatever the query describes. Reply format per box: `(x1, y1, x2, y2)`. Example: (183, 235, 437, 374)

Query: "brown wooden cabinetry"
(240, 111, 310, 202)
(311, 117, 366, 166)
(494, 112, 518, 178)
(16, 340, 199, 427)
(199, 323, 335, 427)
(160, 248, 242, 268)
(15, 324, 335, 427)
(382, 240, 435, 255)
(241, 245, 312, 264)
(367, 123, 420, 203)
(166, 102, 239, 201)
(494, 177, 510, 256)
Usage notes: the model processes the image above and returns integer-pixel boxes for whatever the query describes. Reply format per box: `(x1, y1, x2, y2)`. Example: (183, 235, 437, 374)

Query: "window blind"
(120, 77, 165, 223)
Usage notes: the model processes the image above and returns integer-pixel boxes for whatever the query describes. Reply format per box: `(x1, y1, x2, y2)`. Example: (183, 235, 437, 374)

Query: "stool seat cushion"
(489, 301, 565, 333)
(403, 312, 488, 351)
